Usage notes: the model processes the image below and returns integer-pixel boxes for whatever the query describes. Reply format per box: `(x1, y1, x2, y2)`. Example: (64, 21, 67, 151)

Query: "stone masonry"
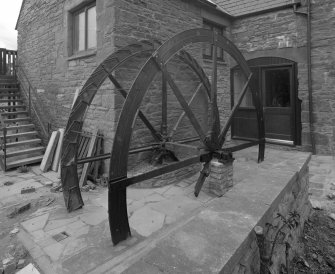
(16, 0, 231, 169)
(230, 0, 335, 154)
(202, 157, 234, 197)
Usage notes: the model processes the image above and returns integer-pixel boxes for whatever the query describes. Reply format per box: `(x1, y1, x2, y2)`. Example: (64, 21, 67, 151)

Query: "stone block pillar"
(207, 156, 234, 197)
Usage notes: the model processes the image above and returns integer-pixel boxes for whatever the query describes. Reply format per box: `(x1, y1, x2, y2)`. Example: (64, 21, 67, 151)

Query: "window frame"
(72, 2, 96, 54)
(202, 20, 225, 62)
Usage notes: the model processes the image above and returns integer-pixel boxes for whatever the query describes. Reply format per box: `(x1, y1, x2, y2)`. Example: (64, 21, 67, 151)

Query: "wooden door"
(232, 61, 298, 145)
(262, 67, 294, 144)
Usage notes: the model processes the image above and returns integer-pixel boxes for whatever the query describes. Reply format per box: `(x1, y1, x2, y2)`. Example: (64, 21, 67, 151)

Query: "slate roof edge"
(15, 0, 26, 30)
(233, 2, 301, 19)
(183, 0, 234, 19)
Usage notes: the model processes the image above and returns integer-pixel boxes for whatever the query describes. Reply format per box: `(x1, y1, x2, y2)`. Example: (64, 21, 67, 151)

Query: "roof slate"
(212, 0, 294, 16)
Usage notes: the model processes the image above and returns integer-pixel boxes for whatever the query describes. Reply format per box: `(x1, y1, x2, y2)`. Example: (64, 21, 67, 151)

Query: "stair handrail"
(0, 110, 7, 170)
(14, 64, 49, 139)
(0, 48, 17, 76)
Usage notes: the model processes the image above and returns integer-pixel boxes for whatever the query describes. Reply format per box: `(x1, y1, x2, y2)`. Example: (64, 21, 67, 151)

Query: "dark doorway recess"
(231, 57, 301, 145)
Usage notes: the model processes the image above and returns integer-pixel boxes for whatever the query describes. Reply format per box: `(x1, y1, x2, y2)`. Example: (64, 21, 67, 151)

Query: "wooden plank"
(79, 129, 98, 187)
(40, 130, 60, 172)
(51, 128, 64, 172)
(71, 88, 80, 108)
(92, 136, 103, 182)
(78, 135, 89, 159)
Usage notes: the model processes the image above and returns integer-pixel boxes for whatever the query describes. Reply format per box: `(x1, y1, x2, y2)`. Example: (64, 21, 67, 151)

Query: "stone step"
(0, 105, 26, 110)
(0, 77, 16, 81)
(6, 124, 35, 131)
(6, 146, 45, 158)
(5, 138, 42, 148)
(0, 131, 38, 139)
(0, 93, 20, 98)
(0, 99, 23, 103)
(4, 117, 30, 123)
(1, 111, 28, 116)
(6, 155, 44, 169)
(0, 88, 19, 92)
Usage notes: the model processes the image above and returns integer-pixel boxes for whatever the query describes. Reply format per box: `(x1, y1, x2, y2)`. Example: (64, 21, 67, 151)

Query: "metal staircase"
(0, 49, 46, 171)
(0, 75, 45, 170)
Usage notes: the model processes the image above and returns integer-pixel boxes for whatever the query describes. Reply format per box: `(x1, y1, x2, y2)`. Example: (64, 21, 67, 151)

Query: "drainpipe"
(294, 0, 316, 154)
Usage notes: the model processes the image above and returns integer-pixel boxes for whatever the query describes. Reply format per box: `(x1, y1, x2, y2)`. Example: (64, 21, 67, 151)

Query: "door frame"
(231, 57, 301, 146)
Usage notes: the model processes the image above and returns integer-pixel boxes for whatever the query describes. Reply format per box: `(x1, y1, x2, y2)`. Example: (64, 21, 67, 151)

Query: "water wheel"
(61, 28, 265, 245)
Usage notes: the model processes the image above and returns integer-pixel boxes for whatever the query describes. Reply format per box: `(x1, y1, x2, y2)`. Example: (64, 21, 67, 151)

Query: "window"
(73, 3, 96, 53)
(203, 21, 225, 61)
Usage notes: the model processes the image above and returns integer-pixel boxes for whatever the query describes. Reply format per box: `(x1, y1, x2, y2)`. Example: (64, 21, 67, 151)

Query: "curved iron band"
(61, 39, 214, 212)
(61, 41, 160, 212)
(109, 28, 260, 180)
(108, 28, 265, 244)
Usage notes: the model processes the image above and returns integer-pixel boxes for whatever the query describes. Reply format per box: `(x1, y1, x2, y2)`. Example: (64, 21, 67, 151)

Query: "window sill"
(68, 49, 97, 61)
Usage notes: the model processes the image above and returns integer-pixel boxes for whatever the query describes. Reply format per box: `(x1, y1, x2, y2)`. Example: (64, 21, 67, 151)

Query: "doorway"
(231, 57, 301, 145)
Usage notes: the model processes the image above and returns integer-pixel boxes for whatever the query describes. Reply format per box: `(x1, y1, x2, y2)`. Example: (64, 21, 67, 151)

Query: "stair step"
(0, 99, 23, 103)
(1, 111, 28, 116)
(6, 146, 45, 158)
(0, 105, 26, 110)
(4, 117, 30, 123)
(0, 94, 20, 99)
(0, 80, 17, 84)
(5, 138, 42, 148)
(0, 78, 16, 82)
(6, 124, 35, 131)
(0, 82, 19, 89)
(6, 155, 44, 169)
(0, 131, 38, 139)
(0, 88, 19, 92)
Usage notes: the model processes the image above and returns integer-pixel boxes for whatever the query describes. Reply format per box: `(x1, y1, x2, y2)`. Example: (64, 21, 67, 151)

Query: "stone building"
(15, 0, 335, 157)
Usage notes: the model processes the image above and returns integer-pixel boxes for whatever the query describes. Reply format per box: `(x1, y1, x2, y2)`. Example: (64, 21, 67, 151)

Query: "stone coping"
(17, 148, 311, 274)
(95, 148, 311, 273)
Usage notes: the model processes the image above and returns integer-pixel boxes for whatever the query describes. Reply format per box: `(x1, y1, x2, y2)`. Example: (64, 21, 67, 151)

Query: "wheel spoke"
(207, 45, 220, 147)
(169, 82, 203, 139)
(161, 71, 168, 138)
(160, 66, 207, 145)
(103, 67, 162, 142)
(218, 74, 252, 146)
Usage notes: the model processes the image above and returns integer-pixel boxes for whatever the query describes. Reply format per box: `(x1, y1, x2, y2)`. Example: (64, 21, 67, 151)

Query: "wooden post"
(161, 71, 168, 139)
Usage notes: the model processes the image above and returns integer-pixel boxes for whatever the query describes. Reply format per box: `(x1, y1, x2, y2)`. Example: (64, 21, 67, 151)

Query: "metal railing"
(15, 64, 49, 140)
(0, 48, 17, 76)
(0, 48, 18, 170)
(0, 111, 7, 170)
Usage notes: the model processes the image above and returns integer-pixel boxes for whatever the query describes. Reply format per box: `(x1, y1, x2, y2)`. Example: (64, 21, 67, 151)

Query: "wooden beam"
(51, 128, 64, 172)
(109, 155, 200, 188)
(40, 130, 60, 172)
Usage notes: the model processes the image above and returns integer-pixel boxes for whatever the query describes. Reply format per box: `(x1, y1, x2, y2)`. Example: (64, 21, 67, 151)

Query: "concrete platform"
(17, 147, 311, 274)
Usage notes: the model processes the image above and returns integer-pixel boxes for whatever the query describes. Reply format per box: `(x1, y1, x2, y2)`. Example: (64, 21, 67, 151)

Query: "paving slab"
(11, 147, 332, 274)
(21, 214, 50, 233)
(129, 207, 165, 237)
(0, 179, 43, 199)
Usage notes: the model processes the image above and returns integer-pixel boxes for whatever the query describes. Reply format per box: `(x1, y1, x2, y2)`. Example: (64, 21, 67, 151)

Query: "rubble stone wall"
(229, 162, 311, 273)
(231, 0, 335, 155)
(16, 0, 232, 173)
(310, 0, 335, 155)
